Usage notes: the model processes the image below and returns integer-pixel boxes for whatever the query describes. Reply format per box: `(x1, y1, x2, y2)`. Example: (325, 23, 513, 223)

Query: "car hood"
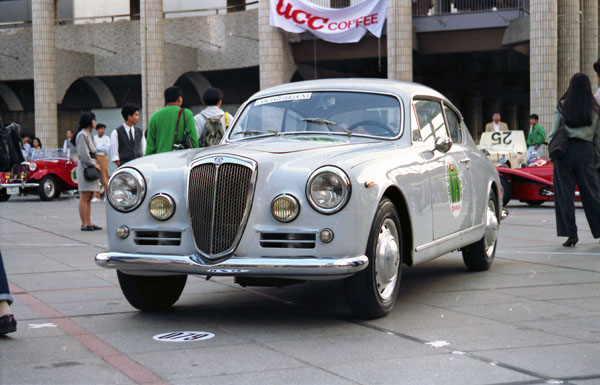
(132, 136, 396, 173)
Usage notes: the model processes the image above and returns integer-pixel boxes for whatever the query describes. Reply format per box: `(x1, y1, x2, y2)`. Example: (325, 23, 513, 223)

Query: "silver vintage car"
(96, 79, 501, 319)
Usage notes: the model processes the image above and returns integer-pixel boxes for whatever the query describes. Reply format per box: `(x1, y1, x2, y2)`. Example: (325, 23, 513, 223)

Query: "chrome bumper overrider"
(95, 252, 369, 279)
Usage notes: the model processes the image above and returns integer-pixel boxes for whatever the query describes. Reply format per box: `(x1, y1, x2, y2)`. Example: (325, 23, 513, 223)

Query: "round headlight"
(107, 168, 146, 212)
(28, 162, 37, 172)
(271, 194, 299, 222)
(149, 194, 175, 221)
(306, 166, 351, 214)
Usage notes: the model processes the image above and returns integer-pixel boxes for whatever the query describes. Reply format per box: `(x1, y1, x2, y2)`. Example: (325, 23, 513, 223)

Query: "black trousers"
(0, 251, 13, 305)
(553, 139, 600, 238)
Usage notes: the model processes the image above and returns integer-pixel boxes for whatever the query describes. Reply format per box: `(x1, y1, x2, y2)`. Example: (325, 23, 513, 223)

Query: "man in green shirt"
(526, 114, 546, 163)
(145, 86, 199, 155)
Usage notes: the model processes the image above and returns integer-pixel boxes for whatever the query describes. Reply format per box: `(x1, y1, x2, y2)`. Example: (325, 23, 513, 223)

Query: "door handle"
(459, 158, 471, 164)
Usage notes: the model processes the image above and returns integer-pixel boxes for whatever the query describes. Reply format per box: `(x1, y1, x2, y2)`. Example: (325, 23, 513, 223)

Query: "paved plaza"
(1, 196, 599, 385)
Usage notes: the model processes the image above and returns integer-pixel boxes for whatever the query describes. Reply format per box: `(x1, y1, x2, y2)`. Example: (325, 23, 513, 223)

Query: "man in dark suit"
(109, 104, 145, 167)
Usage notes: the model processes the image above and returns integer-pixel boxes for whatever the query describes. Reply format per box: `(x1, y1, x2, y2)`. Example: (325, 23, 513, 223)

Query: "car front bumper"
(1, 182, 40, 189)
(95, 252, 369, 280)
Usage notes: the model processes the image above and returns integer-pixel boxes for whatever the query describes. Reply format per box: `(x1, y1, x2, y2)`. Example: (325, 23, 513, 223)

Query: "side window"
(411, 104, 421, 142)
(444, 106, 462, 143)
(413, 100, 447, 145)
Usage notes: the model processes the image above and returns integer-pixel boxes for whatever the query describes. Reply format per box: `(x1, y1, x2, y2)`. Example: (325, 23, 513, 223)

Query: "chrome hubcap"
(484, 198, 499, 258)
(374, 219, 400, 301)
(44, 179, 55, 197)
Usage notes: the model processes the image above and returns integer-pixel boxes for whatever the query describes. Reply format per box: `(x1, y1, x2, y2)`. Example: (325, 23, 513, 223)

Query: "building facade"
(0, 0, 598, 147)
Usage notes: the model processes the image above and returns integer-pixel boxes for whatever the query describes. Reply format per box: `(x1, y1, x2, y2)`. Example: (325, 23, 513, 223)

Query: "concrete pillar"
(464, 93, 482, 142)
(258, 0, 296, 89)
(557, 0, 580, 95)
(387, 0, 412, 81)
(140, 0, 164, 129)
(32, 0, 58, 147)
(502, 103, 518, 131)
(530, 0, 558, 138)
(582, 0, 598, 86)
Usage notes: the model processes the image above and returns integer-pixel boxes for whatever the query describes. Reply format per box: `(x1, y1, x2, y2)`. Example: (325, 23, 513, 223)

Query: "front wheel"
(526, 200, 544, 206)
(344, 198, 402, 319)
(38, 175, 59, 201)
(0, 189, 9, 202)
(462, 192, 498, 271)
(117, 271, 187, 311)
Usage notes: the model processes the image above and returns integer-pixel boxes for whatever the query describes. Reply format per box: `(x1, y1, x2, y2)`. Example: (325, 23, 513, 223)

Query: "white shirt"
(110, 123, 146, 162)
(94, 134, 111, 156)
(493, 122, 500, 132)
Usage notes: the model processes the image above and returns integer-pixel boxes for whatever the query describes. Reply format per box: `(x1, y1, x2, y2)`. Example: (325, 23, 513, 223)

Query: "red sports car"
(497, 158, 580, 206)
(26, 149, 78, 201)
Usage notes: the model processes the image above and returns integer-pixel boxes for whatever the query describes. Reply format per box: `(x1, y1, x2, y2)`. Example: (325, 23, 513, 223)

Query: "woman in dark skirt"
(549, 73, 600, 247)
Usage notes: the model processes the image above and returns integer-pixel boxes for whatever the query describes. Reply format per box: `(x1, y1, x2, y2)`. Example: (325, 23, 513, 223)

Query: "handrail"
(0, 1, 258, 27)
(413, 0, 526, 17)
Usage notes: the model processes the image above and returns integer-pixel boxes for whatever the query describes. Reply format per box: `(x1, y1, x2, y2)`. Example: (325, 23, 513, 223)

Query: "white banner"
(269, 0, 387, 44)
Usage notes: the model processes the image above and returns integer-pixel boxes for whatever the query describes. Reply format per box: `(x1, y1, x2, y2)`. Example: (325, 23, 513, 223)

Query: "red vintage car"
(0, 163, 39, 201)
(497, 158, 580, 207)
(26, 149, 78, 201)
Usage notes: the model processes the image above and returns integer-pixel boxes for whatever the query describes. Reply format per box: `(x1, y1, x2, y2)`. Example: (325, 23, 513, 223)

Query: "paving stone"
(177, 367, 356, 385)
(473, 342, 600, 378)
(130, 343, 304, 381)
(324, 353, 536, 385)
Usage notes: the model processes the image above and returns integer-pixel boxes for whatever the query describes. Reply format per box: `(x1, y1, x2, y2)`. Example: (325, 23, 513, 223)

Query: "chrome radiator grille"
(188, 157, 255, 258)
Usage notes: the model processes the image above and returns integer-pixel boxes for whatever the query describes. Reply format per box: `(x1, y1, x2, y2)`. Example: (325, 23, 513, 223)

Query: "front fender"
(497, 167, 553, 187)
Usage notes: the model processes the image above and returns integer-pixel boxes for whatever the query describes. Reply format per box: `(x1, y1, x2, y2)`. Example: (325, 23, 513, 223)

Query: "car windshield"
(229, 92, 402, 140)
(30, 149, 68, 161)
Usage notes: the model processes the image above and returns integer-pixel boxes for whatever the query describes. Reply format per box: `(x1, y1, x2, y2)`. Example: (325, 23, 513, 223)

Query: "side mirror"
(433, 136, 452, 154)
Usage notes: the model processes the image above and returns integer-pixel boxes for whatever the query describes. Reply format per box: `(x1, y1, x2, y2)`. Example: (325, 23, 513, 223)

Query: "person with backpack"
(194, 88, 230, 147)
(145, 86, 199, 155)
(549, 73, 600, 247)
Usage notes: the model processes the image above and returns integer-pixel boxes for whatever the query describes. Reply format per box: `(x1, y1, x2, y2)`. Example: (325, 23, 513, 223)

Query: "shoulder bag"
(548, 113, 568, 162)
(81, 133, 101, 181)
(172, 108, 193, 151)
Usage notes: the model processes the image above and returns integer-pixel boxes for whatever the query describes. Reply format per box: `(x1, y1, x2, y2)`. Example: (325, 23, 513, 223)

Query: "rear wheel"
(344, 198, 402, 319)
(499, 174, 511, 207)
(462, 192, 498, 271)
(117, 270, 187, 311)
(38, 175, 60, 201)
(0, 190, 9, 202)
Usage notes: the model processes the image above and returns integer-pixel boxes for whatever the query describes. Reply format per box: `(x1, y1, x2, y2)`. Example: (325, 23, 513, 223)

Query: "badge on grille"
(214, 157, 224, 165)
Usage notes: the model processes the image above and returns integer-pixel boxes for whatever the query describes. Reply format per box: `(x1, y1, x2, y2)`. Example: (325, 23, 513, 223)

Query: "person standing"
(62, 129, 78, 161)
(93, 123, 110, 201)
(20, 133, 32, 160)
(74, 112, 102, 232)
(194, 88, 229, 147)
(0, 251, 17, 335)
(550, 73, 600, 247)
(109, 104, 145, 167)
(32, 137, 42, 151)
(146, 86, 198, 155)
(526, 114, 546, 163)
(484, 112, 509, 132)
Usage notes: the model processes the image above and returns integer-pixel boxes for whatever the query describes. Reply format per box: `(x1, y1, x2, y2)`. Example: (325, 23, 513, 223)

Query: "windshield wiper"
(301, 117, 352, 135)
(231, 130, 276, 138)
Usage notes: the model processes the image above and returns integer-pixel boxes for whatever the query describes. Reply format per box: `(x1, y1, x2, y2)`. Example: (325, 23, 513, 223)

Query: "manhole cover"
(153, 331, 215, 342)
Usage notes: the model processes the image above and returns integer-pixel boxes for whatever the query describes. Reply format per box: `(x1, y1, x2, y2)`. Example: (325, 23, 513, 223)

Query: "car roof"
(250, 78, 447, 102)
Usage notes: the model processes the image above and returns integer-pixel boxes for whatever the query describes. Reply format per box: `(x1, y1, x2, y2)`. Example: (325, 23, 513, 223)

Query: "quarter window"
(444, 106, 462, 143)
(413, 100, 447, 144)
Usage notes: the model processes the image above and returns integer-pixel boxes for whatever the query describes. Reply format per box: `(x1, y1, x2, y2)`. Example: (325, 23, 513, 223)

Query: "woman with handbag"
(73, 112, 103, 231)
(549, 73, 600, 247)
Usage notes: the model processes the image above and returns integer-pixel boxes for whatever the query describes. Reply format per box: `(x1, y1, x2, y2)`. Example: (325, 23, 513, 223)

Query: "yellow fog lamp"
(149, 194, 175, 221)
(271, 194, 300, 223)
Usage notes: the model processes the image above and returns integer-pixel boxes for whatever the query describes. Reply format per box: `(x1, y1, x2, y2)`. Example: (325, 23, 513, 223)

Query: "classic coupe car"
(96, 79, 502, 319)
(26, 149, 78, 201)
